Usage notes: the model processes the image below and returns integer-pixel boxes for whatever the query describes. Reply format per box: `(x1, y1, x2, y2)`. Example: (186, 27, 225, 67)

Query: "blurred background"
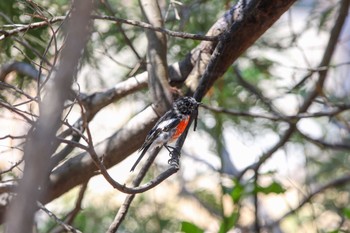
(1, 0, 350, 232)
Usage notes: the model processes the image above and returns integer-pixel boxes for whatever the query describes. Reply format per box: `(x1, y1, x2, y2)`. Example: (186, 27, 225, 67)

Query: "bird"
(130, 96, 200, 172)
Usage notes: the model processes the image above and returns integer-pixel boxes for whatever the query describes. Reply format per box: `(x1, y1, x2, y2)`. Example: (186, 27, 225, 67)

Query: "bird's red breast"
(171, 116, 190, 141)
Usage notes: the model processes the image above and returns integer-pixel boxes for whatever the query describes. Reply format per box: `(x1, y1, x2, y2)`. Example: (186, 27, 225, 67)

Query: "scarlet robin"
(130, 96, 200, 171)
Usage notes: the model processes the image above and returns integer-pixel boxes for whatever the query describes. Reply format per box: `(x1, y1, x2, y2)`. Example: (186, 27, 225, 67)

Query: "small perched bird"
(130, 96, 200, 171)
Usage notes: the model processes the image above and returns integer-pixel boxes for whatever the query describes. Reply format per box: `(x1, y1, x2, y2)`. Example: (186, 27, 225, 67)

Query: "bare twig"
(298, 130, 350, 151)
(50, 182, 88, 233)
(0, 101, 36, 124)
(93, 15, 218, 41)
(233, 66, 282, 116)
(0, 15, 217, 42)
(0, 134, 27, 140)
(100, 0, 142, 60)
(37, 202, 81, 233)
(201, 103, 350, 121)
(253, 172, 261, 233)
(266, 173, 350, 228)
(0, 159, 24, 176)
(0, 16, 65, 41)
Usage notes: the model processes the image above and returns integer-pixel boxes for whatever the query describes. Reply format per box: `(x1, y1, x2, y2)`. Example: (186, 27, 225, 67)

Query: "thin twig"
(266, 173, 350, 228)
(0, 134, 27, 140)
(0, 159, 24, 175)
(0, 16, 65, 41)
(93, 15, 218, 41)
(37, 202, 81, 233)
(0, 101, 35, 124)
(298, 130, 350, 151)
(101, 0, 142, 60)
(201, 104, 350, 121)
(253, 172, 261, 233)
(50, 182, 88, 233)
(1, 15, 217, 42)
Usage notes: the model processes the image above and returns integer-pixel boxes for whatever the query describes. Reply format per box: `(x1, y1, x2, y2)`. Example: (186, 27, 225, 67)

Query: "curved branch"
(0, 61, 40, 82)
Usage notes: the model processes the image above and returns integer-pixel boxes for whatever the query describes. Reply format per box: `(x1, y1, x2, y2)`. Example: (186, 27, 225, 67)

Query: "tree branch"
(201, 103, 350, 121)
(37, 202, 81, 233)
(140, 0, 172, 110)
(0, 61, 41, 82)
(298, 129, 350, 151)
(0, 15, 217, 42)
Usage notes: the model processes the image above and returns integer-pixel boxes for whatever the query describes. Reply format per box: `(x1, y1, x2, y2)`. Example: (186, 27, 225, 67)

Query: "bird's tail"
(130, 144, 152, 172)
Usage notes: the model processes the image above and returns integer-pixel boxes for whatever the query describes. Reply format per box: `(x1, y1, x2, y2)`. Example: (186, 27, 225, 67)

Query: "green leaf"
(230, 182, 244, 203)
(218, 212, 238, 233)
(343, 207, 350, 219)
(180, 221, 204, 233)
(318, 6, 335, 33)
(255, 181, 286, 195)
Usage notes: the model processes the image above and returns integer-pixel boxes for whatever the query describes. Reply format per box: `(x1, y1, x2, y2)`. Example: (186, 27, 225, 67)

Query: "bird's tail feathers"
(130, 143, 152, 172)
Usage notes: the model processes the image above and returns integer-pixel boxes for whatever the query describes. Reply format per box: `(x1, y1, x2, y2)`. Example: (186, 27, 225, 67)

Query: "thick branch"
(140, 0, 172, 110)
(195, 0, 297, 99)
(0, 61, 40, 82)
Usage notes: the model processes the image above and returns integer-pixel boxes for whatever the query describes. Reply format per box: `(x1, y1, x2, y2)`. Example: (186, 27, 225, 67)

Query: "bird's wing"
(131, 112, 180, 172)
(139, 117, 180, 151)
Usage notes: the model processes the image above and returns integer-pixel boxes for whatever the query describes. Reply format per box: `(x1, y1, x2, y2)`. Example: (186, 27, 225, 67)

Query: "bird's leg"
(164, 144, 180, 168)
(164, 145, 180, 156)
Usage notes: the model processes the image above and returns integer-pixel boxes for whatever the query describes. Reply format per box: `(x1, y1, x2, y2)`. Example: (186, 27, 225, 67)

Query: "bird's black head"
(173, 96, 200, 115)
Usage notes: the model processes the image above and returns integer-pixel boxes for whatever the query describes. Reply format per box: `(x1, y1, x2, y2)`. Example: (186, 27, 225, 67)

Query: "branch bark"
(140, 0, 172, 110)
